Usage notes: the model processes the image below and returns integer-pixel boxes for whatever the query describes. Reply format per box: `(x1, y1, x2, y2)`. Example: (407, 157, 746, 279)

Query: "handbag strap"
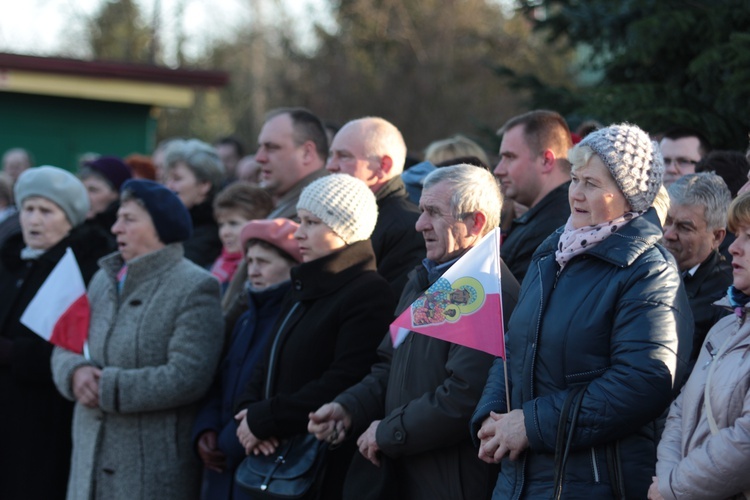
(261, 455, 288, 491)
(553, 385, 586, 499)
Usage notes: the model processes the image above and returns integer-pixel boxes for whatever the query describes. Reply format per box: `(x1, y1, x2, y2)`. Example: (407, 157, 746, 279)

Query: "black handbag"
(235, 433, 328, 499)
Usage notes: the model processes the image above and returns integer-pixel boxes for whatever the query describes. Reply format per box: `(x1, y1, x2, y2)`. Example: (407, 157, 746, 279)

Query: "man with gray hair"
(308, 164, 520, 500)
(663, 172, 732, 363)
(327, 116, 424, 296)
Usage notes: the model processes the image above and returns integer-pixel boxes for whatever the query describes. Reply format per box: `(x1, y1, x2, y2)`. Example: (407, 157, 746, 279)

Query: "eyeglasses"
(663, 157, 699, 170)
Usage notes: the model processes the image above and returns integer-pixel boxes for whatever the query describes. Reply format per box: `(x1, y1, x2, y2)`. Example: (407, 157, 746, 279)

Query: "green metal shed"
(0, 53, 228, 171)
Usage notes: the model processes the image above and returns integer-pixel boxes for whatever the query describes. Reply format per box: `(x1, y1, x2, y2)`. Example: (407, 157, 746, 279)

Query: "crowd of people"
(1, 107, 750, 500)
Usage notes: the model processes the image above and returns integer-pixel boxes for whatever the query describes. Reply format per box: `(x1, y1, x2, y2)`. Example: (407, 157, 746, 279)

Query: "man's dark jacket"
(684, 249, 732, 362)
(501, 181, 570, 283)
(335, 251, 520, 500)
(371, 176, 425, 297)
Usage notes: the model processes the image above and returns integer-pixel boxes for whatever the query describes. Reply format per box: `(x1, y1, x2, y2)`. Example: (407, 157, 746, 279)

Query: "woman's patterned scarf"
(555, 212, 641, 269)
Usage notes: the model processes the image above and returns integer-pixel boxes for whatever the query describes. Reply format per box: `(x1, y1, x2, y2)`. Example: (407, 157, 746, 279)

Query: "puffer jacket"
(656, 297, 750, 500)
(472, 208, 694, 499)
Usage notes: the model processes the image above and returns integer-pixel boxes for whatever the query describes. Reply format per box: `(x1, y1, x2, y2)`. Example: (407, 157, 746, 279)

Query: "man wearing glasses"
(660, 127, 712, 187)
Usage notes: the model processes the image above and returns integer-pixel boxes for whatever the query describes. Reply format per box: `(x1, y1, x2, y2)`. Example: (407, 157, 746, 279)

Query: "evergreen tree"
(513, 0, 750, 149)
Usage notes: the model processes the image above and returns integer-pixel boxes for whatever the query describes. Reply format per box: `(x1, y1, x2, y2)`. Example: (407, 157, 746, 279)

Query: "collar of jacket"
(99, 243, 185, 283)
(535, 207, 664, 268)
(289, 239, 377, 300)
(271, 169, 329, 216)
(0, 223, 113, 270)
(375, 176, 408, 203)
(247, 279, 291, 309)
(513, 181, 571, 226)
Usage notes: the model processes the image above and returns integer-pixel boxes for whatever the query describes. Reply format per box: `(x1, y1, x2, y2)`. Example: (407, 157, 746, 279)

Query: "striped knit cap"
(296, 173, 378, 244)
(579, 123, 664, 212)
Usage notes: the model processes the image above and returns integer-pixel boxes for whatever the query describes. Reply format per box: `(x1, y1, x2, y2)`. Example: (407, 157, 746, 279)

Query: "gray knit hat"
(14, 166, 90, 227)
(579, 123, 664, 212)
(296, 174, 378, 244)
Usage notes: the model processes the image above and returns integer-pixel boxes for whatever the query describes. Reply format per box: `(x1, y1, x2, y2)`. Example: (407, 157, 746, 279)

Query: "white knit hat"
(579, 123, 664, 212)
(296, 174, 378, 244)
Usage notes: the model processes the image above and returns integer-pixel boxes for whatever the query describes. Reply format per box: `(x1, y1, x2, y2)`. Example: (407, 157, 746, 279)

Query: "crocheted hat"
(579, 123, 664, 212)
(14, 166, 89, 227)
(296, 174, 378, 244)
(121, 179, 192, 244)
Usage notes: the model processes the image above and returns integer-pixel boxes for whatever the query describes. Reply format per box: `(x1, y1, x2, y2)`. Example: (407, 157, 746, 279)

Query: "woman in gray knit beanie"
(234, 173, 394, 499)
(475, 123, 692, 499)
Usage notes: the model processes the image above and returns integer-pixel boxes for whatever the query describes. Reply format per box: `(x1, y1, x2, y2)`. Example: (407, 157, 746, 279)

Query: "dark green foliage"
(509, 0, 750, 149)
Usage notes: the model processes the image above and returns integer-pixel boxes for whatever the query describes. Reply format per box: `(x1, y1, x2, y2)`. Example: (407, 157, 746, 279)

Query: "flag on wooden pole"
(390, 228, 505, 357)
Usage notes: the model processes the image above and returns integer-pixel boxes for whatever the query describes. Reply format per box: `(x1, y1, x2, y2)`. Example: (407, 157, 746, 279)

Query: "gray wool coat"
(52, 244, 224, 500)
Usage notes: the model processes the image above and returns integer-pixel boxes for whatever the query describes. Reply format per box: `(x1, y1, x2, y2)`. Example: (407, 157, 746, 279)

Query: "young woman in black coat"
(235, 174, 397, 500)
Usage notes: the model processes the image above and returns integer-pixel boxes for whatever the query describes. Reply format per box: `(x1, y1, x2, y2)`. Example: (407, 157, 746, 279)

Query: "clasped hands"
(235, 409, 279, 456)
(308, 402, 381, 466)
(476, 409, 529, 463)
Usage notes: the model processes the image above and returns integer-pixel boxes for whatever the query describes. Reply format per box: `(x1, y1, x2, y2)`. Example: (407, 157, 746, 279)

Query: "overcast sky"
(0, 0, 334, 64)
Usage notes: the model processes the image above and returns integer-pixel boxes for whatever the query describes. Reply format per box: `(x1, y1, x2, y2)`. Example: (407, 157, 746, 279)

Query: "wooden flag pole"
(503, 358, 511, 411)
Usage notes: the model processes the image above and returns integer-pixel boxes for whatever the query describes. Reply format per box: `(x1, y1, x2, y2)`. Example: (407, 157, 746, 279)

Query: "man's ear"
(379, 155, 394, 178)
(467, 211, 487, 236)
(300, 140, 319, 164)
(540, 149, 556, 173)
(712, 227, 727, 249)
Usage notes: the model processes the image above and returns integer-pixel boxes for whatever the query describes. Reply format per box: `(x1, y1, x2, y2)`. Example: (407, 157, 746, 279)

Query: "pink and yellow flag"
(20, 247, 90, 354)
(390, 228, 505, 358)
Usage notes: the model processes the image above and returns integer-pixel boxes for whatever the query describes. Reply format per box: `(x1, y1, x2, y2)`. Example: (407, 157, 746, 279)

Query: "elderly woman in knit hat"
(234, 174, 396, 499)
(51, 179, 224, 500)
(0, 166, 112, 500)
(164, 138, 225, 268)
(193, 218, 303, 500)
(472, 124, 693, 499)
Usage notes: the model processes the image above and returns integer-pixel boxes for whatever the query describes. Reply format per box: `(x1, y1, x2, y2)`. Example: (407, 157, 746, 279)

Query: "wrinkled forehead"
(419, 182, 453, 213)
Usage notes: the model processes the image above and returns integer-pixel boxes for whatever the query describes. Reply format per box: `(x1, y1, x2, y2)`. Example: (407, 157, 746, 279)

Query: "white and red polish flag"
(390, 228, 506, 358)
(20, 247, 90, 354)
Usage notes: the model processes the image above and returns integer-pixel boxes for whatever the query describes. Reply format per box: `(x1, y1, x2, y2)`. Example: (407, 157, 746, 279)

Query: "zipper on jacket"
(264, 302, 301, 399)
(590, 447, 600, 483)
